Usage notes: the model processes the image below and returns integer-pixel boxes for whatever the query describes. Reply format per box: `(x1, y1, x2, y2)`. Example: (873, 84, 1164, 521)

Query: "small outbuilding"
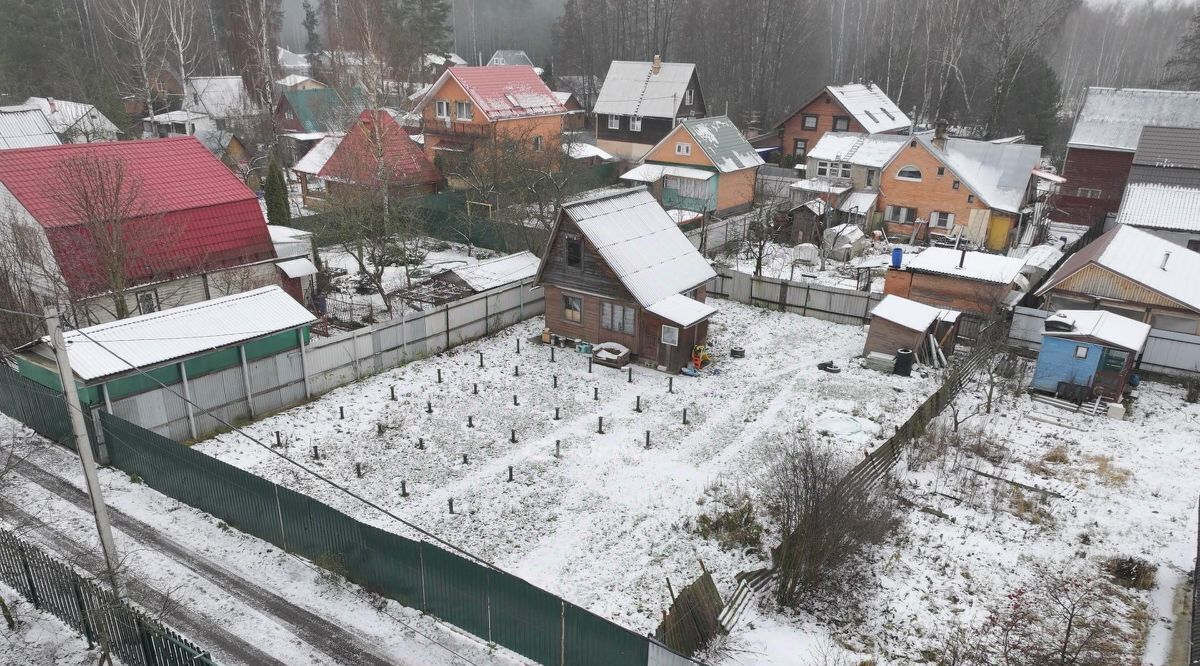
(864, 295, 959, 365)
(823, 223, 868, 262)
(1030, 310, 1151, 401)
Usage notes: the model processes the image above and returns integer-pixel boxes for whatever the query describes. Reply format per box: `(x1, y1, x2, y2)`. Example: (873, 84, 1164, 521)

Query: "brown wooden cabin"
(864, 294, 959, 365)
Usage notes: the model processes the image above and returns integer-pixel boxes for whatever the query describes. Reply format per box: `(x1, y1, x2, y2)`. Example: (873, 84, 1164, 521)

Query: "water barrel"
(891, 247, 904, 268)
(894, 348, 915, 377)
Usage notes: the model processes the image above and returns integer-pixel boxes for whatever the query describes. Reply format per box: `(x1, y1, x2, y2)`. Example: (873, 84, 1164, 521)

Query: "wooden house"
(621, 116, 764, 215)
(1035, 224, 1200, 334)
(774, 83, 909, 165)
(884, 247, 1026, 317)
(593, 57, 706, 161)
(274, 88, 354, 135)
(535, 187, 717, 371)
(316, 109, 442, 201)
(555, 91, 586, 130)
(864, 295, 959, 363)
(1030, 310, 1150, 401)
(1058, 87, 1200, 229)
(275, 75, 327, 92)
(878, 122, 1044, 250)
(194, 129, 254, 185)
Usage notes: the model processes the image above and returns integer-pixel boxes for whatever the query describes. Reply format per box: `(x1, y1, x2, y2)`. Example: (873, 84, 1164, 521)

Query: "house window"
(833, 116, 850, 131)
(601, 302, 636, 334)
(532, 135, 543, 152)
(866, 169, 876, 187)
(839, 163, 851, 179)
(930, 211, 956, 228)
(562, 295, 582, 323)
(1188, 239, 1200, 252)
(802, 114, 818, 130)
(1073, 345, 1088, 359)
(565, 236, 582, 267)
(896, 166, 922, 181)
(1077, 187, 1102, 199)
(937, 166, 945, 176)
(661, 324, 679, 346)
(684, 89, 694, 106)
(1152, 312, 1200, 333)
(630, 116, 642, 132)
(675, 142, 691, 156)
(967, 194, 975, 203)
(136, 290, 159, 315)
(608, 115, 620, 130)
(884, 206, 918, 224)
(435, 100, 450, 119)
(665, 175, 708, 200)
(952, 180, 960, 190)
(793, 139, 806, 159)
(816, 161, 830, 177)
(455, 101, 473, 120)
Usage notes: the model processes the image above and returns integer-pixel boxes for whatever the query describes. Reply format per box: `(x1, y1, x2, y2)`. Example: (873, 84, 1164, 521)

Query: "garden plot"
(198, 300, 939, 632)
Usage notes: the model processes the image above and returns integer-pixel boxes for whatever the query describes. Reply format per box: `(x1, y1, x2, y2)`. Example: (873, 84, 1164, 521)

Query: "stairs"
(1030, 392, 1109, 416)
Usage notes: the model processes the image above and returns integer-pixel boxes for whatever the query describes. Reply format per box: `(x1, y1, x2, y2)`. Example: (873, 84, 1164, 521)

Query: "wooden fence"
(705, 270, 881, 326)
(0, 527, 215, 666)
(654, 570, 724, 658)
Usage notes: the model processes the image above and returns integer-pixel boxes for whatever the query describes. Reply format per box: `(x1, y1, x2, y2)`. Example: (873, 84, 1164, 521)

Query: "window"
(802, 114, 818, 130)
(455, 101, 473, 120)
(816, 161, 830, 177)
(930, 211, 956, 228)
(675, 142, 691, 156)
(833, 116, 850, 131)
(608, 115, 620, 130)
(565, 236, 582, 267)
(136, 290, 159, 315)
(866, 168, 876, 187)
(793, 139, 806, 159)
(532, 135, 544, 152)
(664, 175, 709, 200)
(967, 194, 975, 203)
(1077, 187, 1102, 199)
(937, 166, 945, 176)
(1188, 239, 1200, 252)
(601, 302, 636, 334)
(661, 324, 680, 346)
(684, 89, 694, 106)
(630, 116, 642, 132)
(896, 165, 922, 181)
(1152, 312, 1200, 334)
(952, 180, 960, 190)
(1073, 345, 1088, 359)
(838, 163, 851, 179)
(884, 205, 919, 224)
(435, 100, 450, 119)
(1101, 348, 1128, 372)
(562, 295, 582, 323)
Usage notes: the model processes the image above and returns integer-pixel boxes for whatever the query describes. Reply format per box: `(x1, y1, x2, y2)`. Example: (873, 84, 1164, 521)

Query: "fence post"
(178, 362, 199, 440)
(297, 328, 312, 399)
(238, 346, 256, 420)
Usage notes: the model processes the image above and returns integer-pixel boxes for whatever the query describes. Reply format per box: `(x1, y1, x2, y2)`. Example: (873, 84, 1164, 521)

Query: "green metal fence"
(99, 411, 691, 666)
(0, 363, 98, 458)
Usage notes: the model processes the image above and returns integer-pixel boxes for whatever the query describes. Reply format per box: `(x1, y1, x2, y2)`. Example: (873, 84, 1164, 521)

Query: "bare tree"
(162, 0, 202, 101)
(102, 0, 164, 120)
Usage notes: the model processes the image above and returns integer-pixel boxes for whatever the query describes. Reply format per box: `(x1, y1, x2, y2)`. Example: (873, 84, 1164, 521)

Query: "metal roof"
(839, 191, 878, 213)
(1068, 87, 1200, 152)
(808, 132, 907, 168)
(0, 105, 61, 149)
(277, 257, 318, 278)
(621, 163, 715, 182)
(318, 111, 440, 187)
(673, 116, 763, 173)
(184, 77, 259, 119)
(423, 66, 565, 121)
(293, 135, 342, 175)
(593, 61, 696, 119)
(1115, 182, 1200, 232)
(1132, 126, 1200, 170)
(488, 50, 535, 67)
(1043, 310, 1150, 353)
(826, 84, 910, 133)
(42, 286, 315, 382)
(279, 88, 354, 133)
(906, 248, 1026, 284)
(917, 135, 1041, 214)
(449, 251, 539, 292)
(24, 97, 119, 139)
(645, 293, 716, 327)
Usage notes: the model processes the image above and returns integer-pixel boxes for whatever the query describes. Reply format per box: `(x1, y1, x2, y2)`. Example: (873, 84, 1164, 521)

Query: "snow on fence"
(705, 269, 882, 325)
(1010, 306, 1200, 378)
(0, 527, 216, 666)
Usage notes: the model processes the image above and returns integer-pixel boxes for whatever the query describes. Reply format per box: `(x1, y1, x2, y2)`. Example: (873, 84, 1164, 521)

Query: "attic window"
(684, 89, 694, 106)
(896, 165, 922, 181)
(675, 142, 691, 156)
(565, 236, 582, 267)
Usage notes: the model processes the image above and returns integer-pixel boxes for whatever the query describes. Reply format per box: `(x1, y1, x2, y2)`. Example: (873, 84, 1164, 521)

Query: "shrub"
(1103, 556, 1157, 591)
(695, 491, 763, 553)
(1042, 445, 1069, 464)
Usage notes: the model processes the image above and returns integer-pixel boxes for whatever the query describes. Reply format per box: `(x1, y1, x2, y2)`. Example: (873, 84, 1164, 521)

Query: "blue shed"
(1030, 310, 1151, 401)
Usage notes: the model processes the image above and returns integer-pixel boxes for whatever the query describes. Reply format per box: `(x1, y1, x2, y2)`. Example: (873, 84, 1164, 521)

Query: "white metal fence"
(1010, 306, 1200, 378)
(705, 269, 881, 325)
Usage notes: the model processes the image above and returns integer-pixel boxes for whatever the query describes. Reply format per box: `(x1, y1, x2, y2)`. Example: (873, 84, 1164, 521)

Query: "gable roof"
(23, 97, 119, 139)
(540, 187, 715, 308)
(279, 88, 356, 133)
(0, 138, 274, 294)
(0, 105, 61, 149)
(655, 116, 763, 173)
(1036, 224, 1200, 313)
(915, 135, 1041, 213)
(277, 47, 310, 72)
(1042, 310, 1151, 353)
(184, 76, 258, 119)
(906, 247, 1026, 284)
(1115, 182, 1200, 232)
(1132, 126, 1200, 170)
(423, 66, 565, 121)
(776, 83, 910, 133)
(276, 74, 320, 87)
(871, 294, 944, 331)
(807, 131, 908, 168)
(593, 61, 697, 119)
(425, 52, 468, 68)
(319, 110, 440, 187)
(1068, 87, 1200, 152)
(488, 50, 534, 67)
(293, 135, 343, 175)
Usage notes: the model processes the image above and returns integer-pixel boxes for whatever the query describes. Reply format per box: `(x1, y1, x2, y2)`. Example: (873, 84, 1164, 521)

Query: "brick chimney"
(651, 54, 662, 76)
(933, 118, 949, 151)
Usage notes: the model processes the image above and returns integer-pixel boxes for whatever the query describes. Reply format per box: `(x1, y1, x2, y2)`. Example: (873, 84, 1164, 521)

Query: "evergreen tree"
(1165, 10, 1200, 90)
(264, 157, 291, 227)
(993, 53, 1061, 146)
(399, 0, 451, 60)
(302, 0, 321, 55)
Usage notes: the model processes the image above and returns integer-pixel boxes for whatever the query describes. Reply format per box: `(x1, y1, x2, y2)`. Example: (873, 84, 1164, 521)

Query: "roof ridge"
(565, 185, 648, 207)
(64, 286, 282, 337)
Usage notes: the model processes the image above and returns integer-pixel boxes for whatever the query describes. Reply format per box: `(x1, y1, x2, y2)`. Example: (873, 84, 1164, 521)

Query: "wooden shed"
(1030, 310, 1151, 401)
(864, 294, 959, 365)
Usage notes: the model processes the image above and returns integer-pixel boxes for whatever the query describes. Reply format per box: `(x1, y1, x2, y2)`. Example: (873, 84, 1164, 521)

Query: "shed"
(14, 286, 315, 441)
(1030, 310, 1150, 401)
(823, 223, 868, 261)
(864, 295, 959, 364)
(404, 251, 540, 307)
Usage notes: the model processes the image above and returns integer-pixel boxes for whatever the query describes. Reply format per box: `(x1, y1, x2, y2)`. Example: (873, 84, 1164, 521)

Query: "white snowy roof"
(871, 294, 943, 331)
(0, 105, 61, 149)
(276, 74, 316, 87)
(826, 84, 910, 133)
(645, 293, 716, 327)
(1043, 310, 1151, 353)
(621, 163, 714, 182)
(424, 52, 467, 67)
(839, 191, 878, 214)
(1068, 87, 1200, 152)
(824, 223, 865, 244)
(45, 286, 315, 382)
(147, 110, 208, 123)
(277, 257, 318, 278)
(553, 91, 573, 104)
(808, 132, 907, 168)
(184, 77, 257, 119)
(593, 61, 696, 119)
(24, 97, 119, 138)
(790, 178, 851, 194)
(556, 187, 716, 307)
(449, 251, 540, 292)
(907, 248, 1026, 284)
(1037, 225, 1200, 312)
(277, 47, 310, 70)
(672, 116, 764, 173)
(293, 135, 343, 175)
(1020, 244, 1064, 273)
(563, 142, 614, 161)
(919, 135, 1041, 214)
(1115, 182, 1200, 232)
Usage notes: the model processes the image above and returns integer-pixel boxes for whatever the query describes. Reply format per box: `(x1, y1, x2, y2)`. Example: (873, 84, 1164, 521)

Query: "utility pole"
(45, 308, 121, 596)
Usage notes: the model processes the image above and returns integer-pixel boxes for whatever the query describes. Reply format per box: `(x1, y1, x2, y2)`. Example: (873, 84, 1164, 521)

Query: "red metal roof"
(0, 137, 275, 295)
(444, 66, 566, 121)
(319, 109, 442, 187)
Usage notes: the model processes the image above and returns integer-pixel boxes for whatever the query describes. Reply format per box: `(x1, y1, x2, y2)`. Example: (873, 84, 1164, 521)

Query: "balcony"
(423, 119, 492, 138)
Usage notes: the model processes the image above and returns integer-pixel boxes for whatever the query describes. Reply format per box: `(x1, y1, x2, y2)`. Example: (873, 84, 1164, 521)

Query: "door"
(986, 214, 1011, 250)
(1092, 347, 1129, 399)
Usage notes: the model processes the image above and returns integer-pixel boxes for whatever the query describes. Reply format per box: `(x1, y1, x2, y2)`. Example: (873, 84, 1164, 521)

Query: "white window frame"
(630, 116, 642, 132)
(435, 100, 450, 119)
(930, 211, 956, 229)
(608, 115, 620, 130)
(562, 295, 583, 323)
(838, 163, 851, 179)
(136, 289, 160, 315)
(816, 161, 830, 177)
(684, 89, 694, 106)
(661, 324, 679, 346)
(455, 100, 473, 121)
(675, 142, 691, 156)
(884, 205, 918, 224)
(866, 168, 876, 187)
(532, 135, 544, 152)
(896, 165, 922, 182)
(664, 175, 708, 200)
(1074, 345, 1088, 359)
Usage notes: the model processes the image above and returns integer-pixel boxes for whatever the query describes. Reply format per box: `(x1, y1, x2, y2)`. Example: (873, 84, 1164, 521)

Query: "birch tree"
(102, 0, 163, 119)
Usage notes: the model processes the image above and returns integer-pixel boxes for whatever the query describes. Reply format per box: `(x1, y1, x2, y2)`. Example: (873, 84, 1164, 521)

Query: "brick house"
(593, 57, 706, 161)
(884, 247, 1026, 317)
(535, 187, 717, 371)
(774, 83, 910, 169)
(878, 122, 1043, 250)
(1058, 87, 1200, 229)
(798, 131, 908, 227)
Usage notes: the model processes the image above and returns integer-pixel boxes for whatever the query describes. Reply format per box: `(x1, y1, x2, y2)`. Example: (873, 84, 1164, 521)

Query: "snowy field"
(198, 300, 940, 633)
(716, 240, 897, 292)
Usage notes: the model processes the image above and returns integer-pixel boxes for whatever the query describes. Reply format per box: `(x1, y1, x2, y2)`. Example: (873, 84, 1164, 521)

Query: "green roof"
(678, 116, 765, 173)
(281, 88, 361, 133)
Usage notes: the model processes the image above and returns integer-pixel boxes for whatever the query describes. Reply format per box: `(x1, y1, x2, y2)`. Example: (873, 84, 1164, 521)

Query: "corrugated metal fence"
(705, 270, 882, 325)
(1009, 306, 1200, 378)
(0, 527, 215, 666)
(97, 411, 696, 666)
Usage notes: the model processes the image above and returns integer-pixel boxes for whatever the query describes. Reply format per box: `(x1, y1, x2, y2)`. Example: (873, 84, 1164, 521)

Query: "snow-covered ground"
(0, 580, 94, 666)
(197, 300, 939, 634)
(715, 239, 905, 292)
